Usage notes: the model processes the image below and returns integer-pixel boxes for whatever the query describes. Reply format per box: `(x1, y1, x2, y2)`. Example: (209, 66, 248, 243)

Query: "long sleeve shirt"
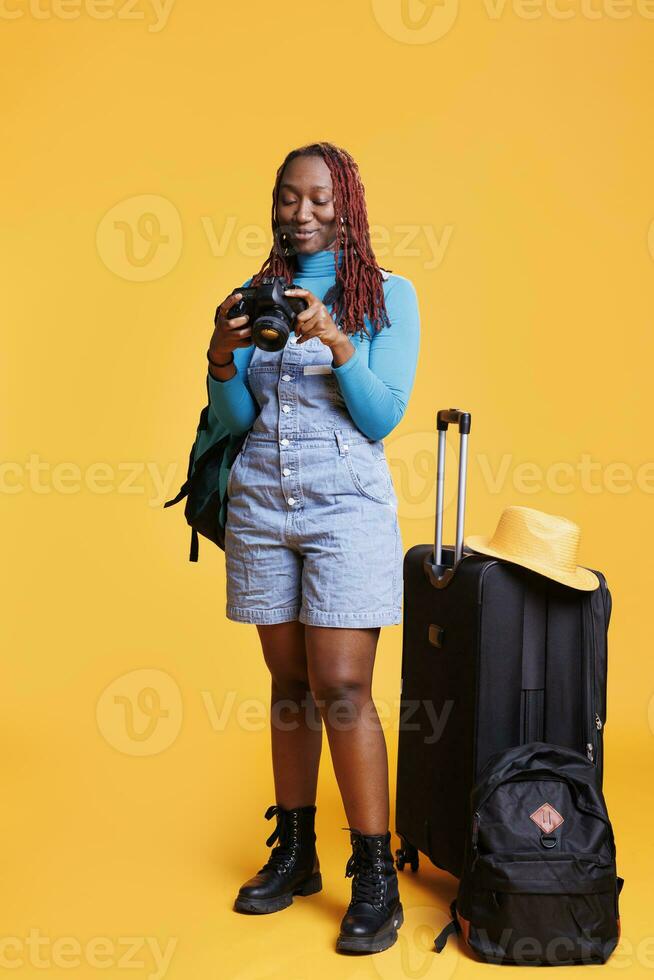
(207, 248, 420, 441)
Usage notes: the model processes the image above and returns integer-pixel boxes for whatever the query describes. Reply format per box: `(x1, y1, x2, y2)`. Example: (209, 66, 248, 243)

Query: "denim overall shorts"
(224, 330, 403, 628)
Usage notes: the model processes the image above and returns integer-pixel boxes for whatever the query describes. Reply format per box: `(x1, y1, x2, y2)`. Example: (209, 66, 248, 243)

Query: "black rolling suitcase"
(394, 409, 612, 879)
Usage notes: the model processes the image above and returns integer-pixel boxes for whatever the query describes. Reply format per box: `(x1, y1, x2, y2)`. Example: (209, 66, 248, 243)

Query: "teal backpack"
(163, 374, 250, 561)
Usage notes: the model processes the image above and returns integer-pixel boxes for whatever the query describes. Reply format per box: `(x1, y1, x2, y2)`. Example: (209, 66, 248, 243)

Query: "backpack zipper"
(475, 771, 612, 828)
(472, 811, 480, 850)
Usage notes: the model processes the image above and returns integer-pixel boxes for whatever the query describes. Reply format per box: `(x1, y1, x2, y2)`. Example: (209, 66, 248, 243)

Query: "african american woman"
(206, 141, 420, 954)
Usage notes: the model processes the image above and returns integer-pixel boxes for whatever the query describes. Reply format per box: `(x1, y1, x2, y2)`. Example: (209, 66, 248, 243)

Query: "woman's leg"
(304, 625, 388, 835)
(257, 620, 323, 809)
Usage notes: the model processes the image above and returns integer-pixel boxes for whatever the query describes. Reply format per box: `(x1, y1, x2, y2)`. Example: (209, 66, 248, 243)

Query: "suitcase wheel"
(395, 838, 419, 873)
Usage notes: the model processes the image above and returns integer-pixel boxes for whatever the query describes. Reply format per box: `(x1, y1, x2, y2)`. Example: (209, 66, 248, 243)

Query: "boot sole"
(336, 903, 404, 954)
(233, 872, 322, 914)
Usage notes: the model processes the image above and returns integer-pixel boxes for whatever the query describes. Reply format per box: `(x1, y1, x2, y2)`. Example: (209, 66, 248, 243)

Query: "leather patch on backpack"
(530, 802, 564, 833)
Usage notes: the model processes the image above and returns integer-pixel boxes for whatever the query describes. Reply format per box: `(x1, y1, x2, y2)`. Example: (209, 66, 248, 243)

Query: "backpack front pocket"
(464, 854, 621, 965)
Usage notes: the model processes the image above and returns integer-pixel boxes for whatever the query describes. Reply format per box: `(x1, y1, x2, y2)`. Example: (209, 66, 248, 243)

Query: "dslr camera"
(221, 277, 309, 353)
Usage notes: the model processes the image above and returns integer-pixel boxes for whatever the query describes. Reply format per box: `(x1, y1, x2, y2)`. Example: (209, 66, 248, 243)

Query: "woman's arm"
(206, 278, 259, 435)
(207, 346, 258, 434)
(330, 275, 421, 441)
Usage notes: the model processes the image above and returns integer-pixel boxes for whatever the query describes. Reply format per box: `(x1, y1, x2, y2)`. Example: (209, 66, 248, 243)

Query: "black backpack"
(164, 375, 249, 561)
(435, 741, 624, 965)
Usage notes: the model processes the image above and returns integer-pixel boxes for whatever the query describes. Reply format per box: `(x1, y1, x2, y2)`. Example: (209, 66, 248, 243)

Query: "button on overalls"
(224, 328, 403, 627)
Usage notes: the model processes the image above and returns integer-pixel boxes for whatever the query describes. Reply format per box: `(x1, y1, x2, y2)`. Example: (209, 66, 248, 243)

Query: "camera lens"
(252, 313, 290, 352)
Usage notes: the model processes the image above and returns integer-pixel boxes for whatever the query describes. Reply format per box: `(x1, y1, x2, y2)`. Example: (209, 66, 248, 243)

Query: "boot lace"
(344, 832, 386, 909)
(257, 805, 300, 876)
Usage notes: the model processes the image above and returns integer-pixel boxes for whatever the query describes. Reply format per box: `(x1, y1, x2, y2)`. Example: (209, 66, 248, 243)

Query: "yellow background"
(2, 0, 653, 976)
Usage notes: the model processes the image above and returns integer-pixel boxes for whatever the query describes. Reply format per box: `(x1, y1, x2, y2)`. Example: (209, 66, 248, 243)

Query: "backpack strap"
(434, 899, 461, 953)
(163, 480, 190, 508)
(189, 528, 199, 562)
(163, 392, 208, 509)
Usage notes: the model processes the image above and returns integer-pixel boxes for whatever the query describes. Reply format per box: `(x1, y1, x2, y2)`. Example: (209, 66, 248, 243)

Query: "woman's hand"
(209, 291, 252, 360)
(284, 287, 345, 350)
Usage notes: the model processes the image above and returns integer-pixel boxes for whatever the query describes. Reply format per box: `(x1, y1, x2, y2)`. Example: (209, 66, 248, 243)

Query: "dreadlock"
(250, 142, 392, 339)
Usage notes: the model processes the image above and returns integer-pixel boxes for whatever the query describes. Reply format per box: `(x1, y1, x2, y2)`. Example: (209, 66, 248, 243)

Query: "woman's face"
(276, 155, 339, 256)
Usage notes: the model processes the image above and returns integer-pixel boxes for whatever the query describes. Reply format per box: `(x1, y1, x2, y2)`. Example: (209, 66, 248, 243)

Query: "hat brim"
(465, 535, 600, 592)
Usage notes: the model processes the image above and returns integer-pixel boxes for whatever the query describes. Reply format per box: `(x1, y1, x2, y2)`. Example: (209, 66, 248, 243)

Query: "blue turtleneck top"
(207, 249, 420, 441)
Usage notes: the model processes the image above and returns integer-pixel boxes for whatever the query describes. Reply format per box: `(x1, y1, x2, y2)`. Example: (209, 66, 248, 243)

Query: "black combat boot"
(336, 827, 404, 953)
(233, 803, 322, 914)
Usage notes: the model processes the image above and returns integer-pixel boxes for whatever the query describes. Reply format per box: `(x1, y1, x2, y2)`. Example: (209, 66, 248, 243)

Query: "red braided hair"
(250, 142, 392, 339)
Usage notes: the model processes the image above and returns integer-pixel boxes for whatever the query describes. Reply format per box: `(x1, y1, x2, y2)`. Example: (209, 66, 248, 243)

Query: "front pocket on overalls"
(246, 365, 278, 405)
(343, 441, 394, 504)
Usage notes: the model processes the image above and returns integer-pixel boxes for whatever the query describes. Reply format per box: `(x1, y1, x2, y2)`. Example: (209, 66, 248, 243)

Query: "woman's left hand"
(284, 287, 342, 349)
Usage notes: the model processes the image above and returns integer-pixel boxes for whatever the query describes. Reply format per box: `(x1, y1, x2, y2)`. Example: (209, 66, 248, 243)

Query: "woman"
(206, 142, 420, 954)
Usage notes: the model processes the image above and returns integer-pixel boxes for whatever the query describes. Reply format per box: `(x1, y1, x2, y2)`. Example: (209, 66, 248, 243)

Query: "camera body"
(223, 277, 308, 352)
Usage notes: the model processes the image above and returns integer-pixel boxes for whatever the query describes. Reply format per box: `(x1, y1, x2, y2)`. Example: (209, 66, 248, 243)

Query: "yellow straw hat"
(465, 506, 600, 591)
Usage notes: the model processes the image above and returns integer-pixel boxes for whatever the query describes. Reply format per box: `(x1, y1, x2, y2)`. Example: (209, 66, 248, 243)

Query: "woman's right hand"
(209, 292, 252, 359)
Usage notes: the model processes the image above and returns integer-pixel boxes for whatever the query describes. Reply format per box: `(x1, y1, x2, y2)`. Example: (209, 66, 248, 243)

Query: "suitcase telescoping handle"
(427, 408, 472, 589)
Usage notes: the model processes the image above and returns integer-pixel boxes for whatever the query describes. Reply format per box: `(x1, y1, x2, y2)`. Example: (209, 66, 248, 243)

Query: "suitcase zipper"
(588, 713, 603, 759)
(583, 596, 598, 764)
